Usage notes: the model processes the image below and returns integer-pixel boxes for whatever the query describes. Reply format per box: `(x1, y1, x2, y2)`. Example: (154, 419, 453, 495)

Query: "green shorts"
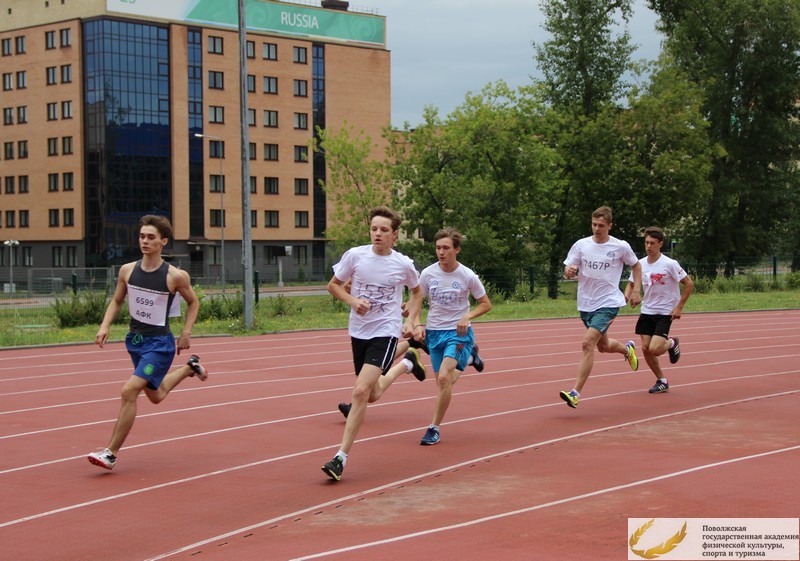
(579, 307, 619, 335)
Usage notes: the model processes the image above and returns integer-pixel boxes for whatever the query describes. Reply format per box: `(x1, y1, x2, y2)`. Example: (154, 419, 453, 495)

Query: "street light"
(194, 133, 225, 294)
(4, 239, 19, 293)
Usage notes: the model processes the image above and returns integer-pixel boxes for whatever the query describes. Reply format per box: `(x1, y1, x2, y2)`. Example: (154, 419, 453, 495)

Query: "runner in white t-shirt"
(559, 206, 642, 409)
(624, 226, 694, 394)
(321, 206, 424, 482)
(410, 228, 492, 446)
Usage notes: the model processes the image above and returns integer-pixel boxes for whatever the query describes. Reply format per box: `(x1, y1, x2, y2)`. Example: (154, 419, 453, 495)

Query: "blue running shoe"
(337, 402, 351, 418)
(471, 344, 485, 372)
(649, 380, 669, 394)
(420, 426, 440, 445)
(668, 337, 681, 364)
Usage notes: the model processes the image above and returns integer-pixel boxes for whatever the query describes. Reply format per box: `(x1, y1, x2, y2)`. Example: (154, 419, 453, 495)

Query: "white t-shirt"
(419, 262, 487, 330)
(564, 235, 639, 312)
(630, 254, 688, 315)
(332, 245, 420, 339)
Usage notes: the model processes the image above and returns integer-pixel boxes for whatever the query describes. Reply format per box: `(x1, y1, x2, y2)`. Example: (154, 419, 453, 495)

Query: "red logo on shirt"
(650, 273, 667, 285)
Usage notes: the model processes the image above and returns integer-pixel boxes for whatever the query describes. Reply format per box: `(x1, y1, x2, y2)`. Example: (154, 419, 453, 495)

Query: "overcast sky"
(361, 0, 663, 127)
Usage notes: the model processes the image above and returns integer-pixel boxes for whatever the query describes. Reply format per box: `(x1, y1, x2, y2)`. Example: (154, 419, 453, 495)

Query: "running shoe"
(559, 390, 579, 408)
(337, 402, 351, 419)
(668, 337, 681, 364)
(87, 448, 117, 470)
(405, 348, 426, 381)
(408, 337, 430, 355)
(187, 355, 208, 381)
(471, 344, 485, 372)
(648, 380, 669, 393)
(625, 341, 639, 371)
(322, 455, 344, 481)
(420, 426, 440, 446)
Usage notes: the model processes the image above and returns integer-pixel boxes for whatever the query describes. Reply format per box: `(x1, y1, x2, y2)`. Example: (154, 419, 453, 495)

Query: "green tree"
(389, 82, 560, 293)
(648, 0, 800, 275)
(313, 123, 392, 253)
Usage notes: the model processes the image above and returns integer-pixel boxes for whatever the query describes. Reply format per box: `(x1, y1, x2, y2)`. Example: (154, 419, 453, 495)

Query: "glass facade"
(312, 44, 326, 242)
(187, 29, 204, 238)
(83, 19, 172, 266)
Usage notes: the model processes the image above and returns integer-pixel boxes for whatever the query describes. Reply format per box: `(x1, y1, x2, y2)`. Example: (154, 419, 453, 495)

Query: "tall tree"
(648, 0, 800, 275)
(533, 0, 636, 297)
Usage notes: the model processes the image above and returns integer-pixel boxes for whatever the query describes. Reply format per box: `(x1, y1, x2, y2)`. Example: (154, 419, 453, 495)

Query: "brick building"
(0, 0, 390, 284)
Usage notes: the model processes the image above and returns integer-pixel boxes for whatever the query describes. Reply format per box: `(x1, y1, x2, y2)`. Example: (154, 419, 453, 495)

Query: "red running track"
(1, 310, 798, 560)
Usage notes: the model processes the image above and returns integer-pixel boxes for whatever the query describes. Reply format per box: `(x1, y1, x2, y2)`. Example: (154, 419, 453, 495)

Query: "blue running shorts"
(125, 332, 176, 390)
(426, 327, 475, 373)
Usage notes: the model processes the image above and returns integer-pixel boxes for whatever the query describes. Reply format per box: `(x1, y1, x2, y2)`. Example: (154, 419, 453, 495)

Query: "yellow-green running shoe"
(625, 340, 639, 371)
(559, 390, 579, 408)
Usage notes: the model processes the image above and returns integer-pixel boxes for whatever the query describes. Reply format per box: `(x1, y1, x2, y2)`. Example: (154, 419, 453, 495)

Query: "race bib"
(128, 284, 170, 326)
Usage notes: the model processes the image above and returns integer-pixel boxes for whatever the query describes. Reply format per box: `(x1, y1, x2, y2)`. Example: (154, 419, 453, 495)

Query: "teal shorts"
(579, 307, 619, 335)
(426, 327, 475, 373)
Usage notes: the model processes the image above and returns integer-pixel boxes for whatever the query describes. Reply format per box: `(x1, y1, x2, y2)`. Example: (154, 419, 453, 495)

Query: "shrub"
(692, 276, 714, 294)
(785, 272, 800, 290)
(268, 293, 301, 317)
(52, 290, 109, 327)
(742, 274, 765, 292)
(198, 292, 243, 321)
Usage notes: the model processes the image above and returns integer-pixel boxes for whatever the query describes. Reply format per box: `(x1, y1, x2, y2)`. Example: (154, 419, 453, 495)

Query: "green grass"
(1, 282, 798, 348)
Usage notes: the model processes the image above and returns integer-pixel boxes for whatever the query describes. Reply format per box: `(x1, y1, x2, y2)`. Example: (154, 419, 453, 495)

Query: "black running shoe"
(322, 456, 344, 481)
(408, 337, 429, 355)
(187, 355, 208, 381)
(471, 344, 485, 372)
(668, 337, 681, 364)
(648, 380, 669, 393)
(337, 402, 351, 419)
(405, 348, 426, 381)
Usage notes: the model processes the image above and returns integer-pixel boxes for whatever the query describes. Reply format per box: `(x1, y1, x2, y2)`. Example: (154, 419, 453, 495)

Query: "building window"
(207, 36, 223, 55)
(1, 38, 10, 56)
(210, 174, 224, 193)
(16, 71, 27, 89)
(47, 103, 58, 120)
(209, 140, 224, 158)
(263, 110, 278, 127)
(294, 245, 308, 265)
(293, 46, 307, 64)
(264, 176, 279, 194)
(208, 70, 224, 89)
(62, 100, 72, 119)
(66, 246, 77, 267)
(62, 136, 72, 155)
(60, 64, 72, 83)
(209, 105, 224, 123)
(48, 173, 59, 191)
(295, 211, 309, 228)
(62, 172, 72, 191)
(60, 28, 71, 47)
(46, 66, 57, 85)
(264, 210, 279, 228)
(5, 210, 15, 228)
(247, 108, 256, 127)
(49, 209, 60, 226)
(3, 107, 13, 125)
(247, 74, 255, 92)
(22, 246, 32, 267)
(17, 106, 27, 123)
(52, 246, 63, 267)
(264, 143, 278, 161)
(3, 73, 13, 91)
(294, 178, 309, 195)
(45, 31, 56, 50)
(17, 140, 27, 158)
(63, 208, 74, 226)
(262, 42, 277, 60)
(294, 145, 309, 162)
(249, 176, 256, 194)
(209, 209, 224, 227)
(263, 76, 278, 94)
(48, 137, 59, 156)
(293, 79, 307, 97)
(250, 210, 257, 228)
(248, 142, 256, 160)
(18, 175, 29, 193)
(15, 36, 26, 54)
(246, 40, 255, 58)
(4, 142, 14, 159)
(4, 176, 14, 194)
(294, 112, 308, 130)
(19, 210, 29, 228)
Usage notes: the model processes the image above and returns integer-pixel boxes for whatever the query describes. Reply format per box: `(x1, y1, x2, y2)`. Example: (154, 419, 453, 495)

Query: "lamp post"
(194, 133, 225, 294)
(4, 239, 19, 293)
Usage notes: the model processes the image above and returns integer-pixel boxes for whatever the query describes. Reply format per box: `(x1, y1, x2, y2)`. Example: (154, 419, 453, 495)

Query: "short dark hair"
(592, 206, 613, 223)
(140, 215, 172, 240)
(434, 227, 463, 249)
(644, 226, 665, 242)
(369, 206, 401, 231)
